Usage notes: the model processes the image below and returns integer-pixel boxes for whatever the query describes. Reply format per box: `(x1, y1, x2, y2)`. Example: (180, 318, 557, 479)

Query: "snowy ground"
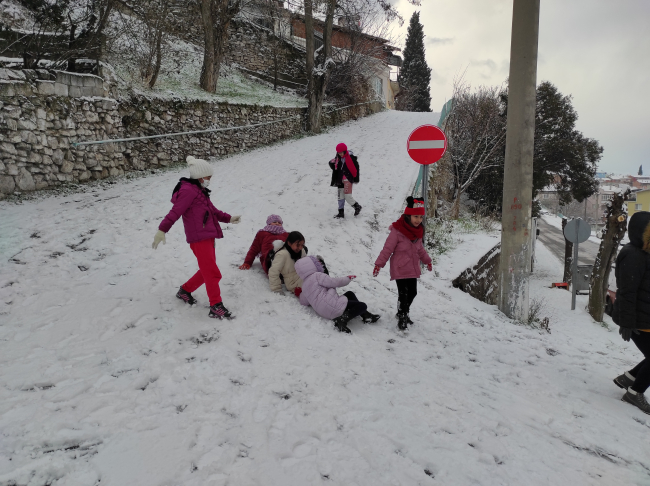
(1, 111, 649, 486)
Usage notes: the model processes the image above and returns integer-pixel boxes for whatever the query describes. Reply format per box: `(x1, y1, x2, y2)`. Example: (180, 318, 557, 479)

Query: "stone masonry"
(0, 83, 381, 197)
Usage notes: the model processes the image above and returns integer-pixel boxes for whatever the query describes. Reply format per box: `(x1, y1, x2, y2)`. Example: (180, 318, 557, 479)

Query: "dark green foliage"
(466, 81, 603, 212)
(396, 12, 431, 112)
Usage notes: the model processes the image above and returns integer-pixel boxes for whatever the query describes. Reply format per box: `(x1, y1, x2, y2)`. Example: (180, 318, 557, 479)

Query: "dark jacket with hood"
(329, 153, 360, 187)
(612, 211, 650, 330)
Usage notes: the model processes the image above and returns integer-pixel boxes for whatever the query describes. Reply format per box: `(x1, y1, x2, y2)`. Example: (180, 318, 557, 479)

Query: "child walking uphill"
(295, 256, 380, 334)
(152, 155, 241, 319)
(239, 214, 288, 274)
(329, 143, 361, 219)
(373, 197, 432, 331)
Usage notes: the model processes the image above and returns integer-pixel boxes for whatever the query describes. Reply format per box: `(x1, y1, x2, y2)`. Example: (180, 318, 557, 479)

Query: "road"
(536, 218, 600, 266)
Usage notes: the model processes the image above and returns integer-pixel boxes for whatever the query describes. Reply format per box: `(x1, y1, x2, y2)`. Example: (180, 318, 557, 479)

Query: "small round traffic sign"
(564, 218, 591, 244)
(406, 124, 447, 165)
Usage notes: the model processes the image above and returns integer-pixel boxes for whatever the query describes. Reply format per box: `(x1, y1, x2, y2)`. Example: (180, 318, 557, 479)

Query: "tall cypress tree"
(397, 12, 431, 112)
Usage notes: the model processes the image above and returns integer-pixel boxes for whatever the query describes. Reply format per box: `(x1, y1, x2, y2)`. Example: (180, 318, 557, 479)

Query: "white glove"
(230, 215, 241, 224)
(152, 230, 166, 249)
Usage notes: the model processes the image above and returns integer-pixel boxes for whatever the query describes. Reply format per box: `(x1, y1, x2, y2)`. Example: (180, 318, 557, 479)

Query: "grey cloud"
(426, 37, 454, 46)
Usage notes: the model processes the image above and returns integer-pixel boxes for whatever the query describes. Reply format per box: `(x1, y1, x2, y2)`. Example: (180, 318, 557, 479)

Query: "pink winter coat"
(374, 225, 432, 280)
(295, 257, 351, 320)
(159, 180, 231, 244)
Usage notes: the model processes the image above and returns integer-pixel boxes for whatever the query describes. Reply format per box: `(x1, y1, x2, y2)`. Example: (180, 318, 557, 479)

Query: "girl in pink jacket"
(152, 156, 241, 319)
(373, 197, 433, 330)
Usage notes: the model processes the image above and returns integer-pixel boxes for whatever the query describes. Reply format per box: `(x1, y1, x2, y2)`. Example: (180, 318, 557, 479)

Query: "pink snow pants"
(182, 238, 222, 306)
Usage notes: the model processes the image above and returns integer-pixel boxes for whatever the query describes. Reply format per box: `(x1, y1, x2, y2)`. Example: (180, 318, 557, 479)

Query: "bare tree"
(5, 0, 114, 72)
(588, 190, 630, 322)
(198, 0, 241, 93)
(326, 4, 396, 106)
(443, 79, 507, 218)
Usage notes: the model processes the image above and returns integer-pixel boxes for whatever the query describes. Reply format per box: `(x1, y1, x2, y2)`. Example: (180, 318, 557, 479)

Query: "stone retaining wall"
(0, 91, 381, 196)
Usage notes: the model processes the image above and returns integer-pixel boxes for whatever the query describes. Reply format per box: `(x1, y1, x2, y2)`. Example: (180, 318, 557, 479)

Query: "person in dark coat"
(329, 142, 362, 219)
(612, 211, 650, 414)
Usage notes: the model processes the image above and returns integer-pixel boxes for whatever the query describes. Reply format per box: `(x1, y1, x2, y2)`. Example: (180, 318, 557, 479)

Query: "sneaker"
(334, 209, 344, 219)
(209, 302, 233, 319)
(176, 286, 196, 305)
(622, 389, 650, 415)
(361, 311, 381, 324)
(353, 203, 362, 216)
(333, 311, 352, 333)
(614, 372, 635, 390)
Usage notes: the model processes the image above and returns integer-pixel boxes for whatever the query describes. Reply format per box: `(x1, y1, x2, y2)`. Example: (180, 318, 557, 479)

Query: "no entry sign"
(406, 124, 447, 165)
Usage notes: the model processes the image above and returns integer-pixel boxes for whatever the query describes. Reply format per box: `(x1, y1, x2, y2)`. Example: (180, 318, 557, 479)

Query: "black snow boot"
(334, 208, 344, 219)
(353, 202, 362, 216)
(614, 372, 635, 390)
(361, 311, 381, 323)
(622, 389, 650, 415)
(333, 311, 352, 333)
(209, 302, 233, 319)
(176, 286, 196, 305)
(397, 312, 409, 331)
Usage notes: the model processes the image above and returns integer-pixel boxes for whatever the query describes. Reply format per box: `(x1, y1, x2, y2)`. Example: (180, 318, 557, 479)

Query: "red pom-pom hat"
(404, 197, 425, 216)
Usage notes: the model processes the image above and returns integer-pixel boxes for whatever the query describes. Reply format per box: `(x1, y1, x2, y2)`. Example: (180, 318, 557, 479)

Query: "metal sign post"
(563, 218, 591, 310)
(406, 124, 447, 248)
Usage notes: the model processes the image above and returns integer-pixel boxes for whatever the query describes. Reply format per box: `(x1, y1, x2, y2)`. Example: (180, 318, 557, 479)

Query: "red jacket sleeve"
(375, 228, 397, 268)
(244, 232, 263, 266)
(158, 186, 197, 233)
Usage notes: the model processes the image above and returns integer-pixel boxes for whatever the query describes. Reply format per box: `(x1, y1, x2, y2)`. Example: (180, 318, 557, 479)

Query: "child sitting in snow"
(239, 214, 289, 274)
(295, 255, 380, 334)
(373, 196, 432, 331)
(152, 155, 241, 319)
(329, 142, 362, 219)
(268, 231, 307, 294)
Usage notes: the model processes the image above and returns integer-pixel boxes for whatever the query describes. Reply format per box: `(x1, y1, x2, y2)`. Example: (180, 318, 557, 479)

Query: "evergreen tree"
(397, 12, 431, 112)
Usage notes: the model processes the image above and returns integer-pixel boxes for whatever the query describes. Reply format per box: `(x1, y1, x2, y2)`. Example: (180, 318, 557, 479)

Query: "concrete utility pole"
(497, 0, 540, 321)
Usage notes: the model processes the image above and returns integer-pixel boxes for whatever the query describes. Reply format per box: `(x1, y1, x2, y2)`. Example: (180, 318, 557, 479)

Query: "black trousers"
(343, 291, 367, 319)
(630, 331, 650, 394)
(396, 278, 418, 315)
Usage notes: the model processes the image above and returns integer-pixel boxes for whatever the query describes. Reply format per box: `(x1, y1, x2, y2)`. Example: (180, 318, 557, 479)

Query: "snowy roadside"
(1, 111, 649, 486)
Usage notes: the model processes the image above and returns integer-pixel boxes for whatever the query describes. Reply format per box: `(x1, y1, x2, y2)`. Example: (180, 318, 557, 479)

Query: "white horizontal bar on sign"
(409, 140, 445, 149)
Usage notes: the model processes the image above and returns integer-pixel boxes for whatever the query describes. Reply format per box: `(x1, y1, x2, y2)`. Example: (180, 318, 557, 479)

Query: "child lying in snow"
(294, 256, 379, 334)
(239, 214, 289, 274)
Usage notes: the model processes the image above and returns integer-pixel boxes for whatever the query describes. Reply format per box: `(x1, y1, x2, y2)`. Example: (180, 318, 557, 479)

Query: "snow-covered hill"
(1, 111, 649, 486)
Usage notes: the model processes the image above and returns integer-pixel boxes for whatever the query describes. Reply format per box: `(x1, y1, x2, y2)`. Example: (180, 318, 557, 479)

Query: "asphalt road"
(536, 218, 600, 266)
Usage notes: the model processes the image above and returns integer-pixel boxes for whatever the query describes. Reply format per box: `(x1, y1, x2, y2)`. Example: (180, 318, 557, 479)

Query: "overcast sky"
(391, 0, 650, 175)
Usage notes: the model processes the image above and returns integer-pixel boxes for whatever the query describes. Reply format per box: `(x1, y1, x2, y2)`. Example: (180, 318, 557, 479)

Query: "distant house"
(626, 189, 650, 217)
(537, 183, 622, 224)
(288, 14, 402, 109)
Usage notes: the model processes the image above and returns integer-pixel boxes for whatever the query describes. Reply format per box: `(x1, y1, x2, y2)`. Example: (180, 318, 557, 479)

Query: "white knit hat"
(186, 155, 213, 179)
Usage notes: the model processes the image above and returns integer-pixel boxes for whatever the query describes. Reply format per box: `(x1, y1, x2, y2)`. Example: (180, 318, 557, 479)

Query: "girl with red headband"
(373, 196, 433, 330)
(329, 142, 361, 219)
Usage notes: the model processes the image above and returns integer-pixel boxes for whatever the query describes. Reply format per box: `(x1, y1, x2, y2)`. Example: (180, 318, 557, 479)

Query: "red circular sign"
(406, 124, 447, 165)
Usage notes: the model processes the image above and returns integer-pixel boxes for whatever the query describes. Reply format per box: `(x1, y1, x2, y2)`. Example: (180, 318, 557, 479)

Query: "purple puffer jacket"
(295, 257, 351, 320)
(374, 225, 432, 280)
(158, 181, 231, 244)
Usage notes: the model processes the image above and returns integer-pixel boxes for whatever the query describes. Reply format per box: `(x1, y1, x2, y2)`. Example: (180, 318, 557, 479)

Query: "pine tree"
(397, 12, 431, 112)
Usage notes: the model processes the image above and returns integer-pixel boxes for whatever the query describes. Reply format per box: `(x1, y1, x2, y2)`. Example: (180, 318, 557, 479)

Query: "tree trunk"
(199, 0, 216, 92)
(148, 1, 168, 88)
(588, 190, 630, 322)
(304, 0, 315, 130)
(306, 0, 336, 133)
(562, 217, 573, 285)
